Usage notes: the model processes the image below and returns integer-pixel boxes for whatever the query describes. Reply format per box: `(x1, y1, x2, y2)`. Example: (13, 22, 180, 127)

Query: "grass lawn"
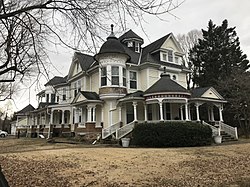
(1, 138, 250, 187)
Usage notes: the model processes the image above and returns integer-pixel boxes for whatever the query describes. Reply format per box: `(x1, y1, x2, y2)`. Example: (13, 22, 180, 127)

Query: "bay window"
(123, 68, 126, 87)
(101, 67, 107, 86)
(111, 66, 119, 85)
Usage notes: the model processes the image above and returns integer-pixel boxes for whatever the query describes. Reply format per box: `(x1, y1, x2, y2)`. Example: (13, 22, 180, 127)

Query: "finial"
(111, 24, 114, 34)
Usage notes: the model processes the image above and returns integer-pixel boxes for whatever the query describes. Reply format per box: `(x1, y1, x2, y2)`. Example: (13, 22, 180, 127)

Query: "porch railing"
(219, 122, 238, 139)
(116, 121, 135, 139)
(202, 121, 220, 137)
(102, 122, 121, 139)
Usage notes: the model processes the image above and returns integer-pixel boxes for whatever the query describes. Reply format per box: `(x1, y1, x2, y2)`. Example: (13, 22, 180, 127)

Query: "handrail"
(202, 121, 220, 137)
(116, 121, 135, 139)
(219, 122, 238, 139)
(102, 122, 121, 139)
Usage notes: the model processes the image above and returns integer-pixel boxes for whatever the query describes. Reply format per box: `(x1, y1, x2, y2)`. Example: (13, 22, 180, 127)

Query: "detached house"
(15, 26, 238, 140)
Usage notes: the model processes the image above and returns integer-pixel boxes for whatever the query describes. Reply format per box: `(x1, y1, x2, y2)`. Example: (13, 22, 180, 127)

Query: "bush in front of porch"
(131, 122, 212, 147)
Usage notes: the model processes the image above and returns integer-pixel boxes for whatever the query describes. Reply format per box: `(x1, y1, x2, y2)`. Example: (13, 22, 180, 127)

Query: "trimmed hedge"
(131, 121, 212, 147)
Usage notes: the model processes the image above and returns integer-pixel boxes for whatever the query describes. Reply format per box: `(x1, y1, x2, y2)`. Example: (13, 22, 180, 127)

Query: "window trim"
(129, 71, 137, 89)
(111, 66, 119, 86)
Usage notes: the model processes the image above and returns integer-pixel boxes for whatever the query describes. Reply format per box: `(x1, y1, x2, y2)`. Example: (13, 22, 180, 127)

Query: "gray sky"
(8, 0, 250, 112)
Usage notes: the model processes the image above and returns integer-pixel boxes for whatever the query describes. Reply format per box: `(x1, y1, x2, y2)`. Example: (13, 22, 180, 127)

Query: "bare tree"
(0, 0, 184, 100)
(176, 29, 202, 89)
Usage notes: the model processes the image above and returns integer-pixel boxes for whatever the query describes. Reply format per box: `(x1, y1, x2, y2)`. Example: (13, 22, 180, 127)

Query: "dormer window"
(135, 42, 140, 53)
(167, 49, 173, 62)
(161, 50, 174, 62)
(127, 41, 133, 47)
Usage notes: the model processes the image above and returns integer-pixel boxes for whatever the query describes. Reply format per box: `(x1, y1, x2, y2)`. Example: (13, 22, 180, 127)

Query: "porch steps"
(221, 131, 238, 142)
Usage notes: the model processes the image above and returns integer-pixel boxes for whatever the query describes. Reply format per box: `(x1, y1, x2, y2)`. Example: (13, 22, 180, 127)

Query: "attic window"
(135, 42, 140, 53)
(127, 41, 133, 47)
(161, 50, 174, 62)
(167, 50, 173, 62)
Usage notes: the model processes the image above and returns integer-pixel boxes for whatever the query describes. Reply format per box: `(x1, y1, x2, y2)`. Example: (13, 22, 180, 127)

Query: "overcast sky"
(7, 0, 250, 112)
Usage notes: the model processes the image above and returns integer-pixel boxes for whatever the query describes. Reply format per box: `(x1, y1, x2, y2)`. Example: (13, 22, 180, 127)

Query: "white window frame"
(111, 66, 119, 86)
(129, 71, 137, 89)
(135, 42, 140, 53)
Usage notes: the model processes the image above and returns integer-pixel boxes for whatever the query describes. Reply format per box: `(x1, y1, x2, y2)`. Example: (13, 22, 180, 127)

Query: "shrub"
(131, 121, 212, 147)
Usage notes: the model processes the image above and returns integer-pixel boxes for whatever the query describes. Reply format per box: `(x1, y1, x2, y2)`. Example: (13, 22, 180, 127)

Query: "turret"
(94, 25, 130, 100)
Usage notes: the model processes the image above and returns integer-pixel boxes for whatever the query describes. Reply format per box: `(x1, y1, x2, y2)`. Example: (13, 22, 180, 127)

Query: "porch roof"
(118, 90, 144, 103)
(72, 91, 103, 105)
(144, 74, 190, 96)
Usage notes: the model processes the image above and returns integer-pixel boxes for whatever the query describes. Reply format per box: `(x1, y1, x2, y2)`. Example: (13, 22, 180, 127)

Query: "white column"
(133, 102, 138, 122)
(219, 105, 223, 122)
(185, 103, 190, 121)
(180, 106, 183, 120)
(144, 104, 148, 121)
(92, 106, 96, 122)
(188, 106, 191, 121)
(61, 110, 65, 124)
(207, 106, 211, 121)
(87, 106, 92, 122)
(50, 110, 54, 124)
(101, 107, 104, 123)
(159, 101, 164, 121)
(69, 108, 73, 124)
(195, 103, 200, 121)
(118, 106, 122, 122)
(75, 108, 79, 123)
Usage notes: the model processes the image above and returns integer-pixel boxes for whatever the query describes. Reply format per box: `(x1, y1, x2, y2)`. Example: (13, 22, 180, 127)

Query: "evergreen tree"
(190, 19, 249, 88)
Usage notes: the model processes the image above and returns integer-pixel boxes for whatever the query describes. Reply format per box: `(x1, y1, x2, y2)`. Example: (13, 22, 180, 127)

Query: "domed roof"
(95, 25, 130, 60)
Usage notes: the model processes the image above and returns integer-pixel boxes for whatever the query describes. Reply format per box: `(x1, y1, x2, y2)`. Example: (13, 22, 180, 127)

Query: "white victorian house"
(14, 26, 238, 141)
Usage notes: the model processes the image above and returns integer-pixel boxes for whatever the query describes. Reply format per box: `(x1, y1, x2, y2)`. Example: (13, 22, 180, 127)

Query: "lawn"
(1, 138, 250, 187)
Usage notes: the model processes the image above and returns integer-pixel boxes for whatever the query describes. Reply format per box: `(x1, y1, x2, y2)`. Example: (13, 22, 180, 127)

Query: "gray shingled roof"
(80, 91, 100, 100)
(122, 90, 144, 99)
(45, 76, 67, 86)
(144, 74, 189, 95)
(74, 52, 95, 71)
(17, 104, 35, 114)
(118, 29, 143, 42)
(190, 87, 211, 98)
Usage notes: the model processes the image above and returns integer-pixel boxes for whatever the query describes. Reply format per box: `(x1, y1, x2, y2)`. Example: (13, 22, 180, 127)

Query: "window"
(162, 53, 167, 61)
(51, 94, 55, 103)
(167, 50, 173, 62)
(129, 71, 137, 89)
(123, 68, 126, 87)
(111, 66, 119, 85)
(46, 94, 49, 103)
(101, 67, 107, 86)
(77, 80, 81, 92)
(135, 42, 140, 53)
(127, 41, 133, 47)
(175, 56, 179, 63)
(63, 88, 66, 101)
(56, 96, 59, 102)
(74, 82, 77, 97)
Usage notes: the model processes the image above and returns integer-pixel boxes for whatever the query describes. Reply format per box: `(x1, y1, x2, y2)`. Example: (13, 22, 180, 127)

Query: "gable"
(161, 34, 184, 54)
(73, 93, 87, 104)
(68, 60, 82, 80)
(201, 88, 224, 100)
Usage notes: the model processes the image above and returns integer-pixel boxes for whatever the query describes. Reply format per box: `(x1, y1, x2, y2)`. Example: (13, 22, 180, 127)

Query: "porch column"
(40, 113, 42, 125)
(159, 101, 164, 121)
(92, 106, 96, 122)
(185, 103, 190, 121)
(87, 106, 92, 122)
(144, 104, 148, 121)
(75, 108, 79, 123)
(207, 107, 211, 121)
(61, 110, 65, 124)
(180, 106, 184, 120)
(69, 108, 73, 124)
(50, 110, 54, 124)
(219, 105, 223, 122)
(101, 107, 104, 123)
(118, 107, 122, 122)
(195, 103, 200, 121)
(133, 102, 138, 122)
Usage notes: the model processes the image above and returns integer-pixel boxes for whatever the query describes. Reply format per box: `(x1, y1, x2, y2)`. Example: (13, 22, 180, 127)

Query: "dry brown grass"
(1, 138, 250, 186)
